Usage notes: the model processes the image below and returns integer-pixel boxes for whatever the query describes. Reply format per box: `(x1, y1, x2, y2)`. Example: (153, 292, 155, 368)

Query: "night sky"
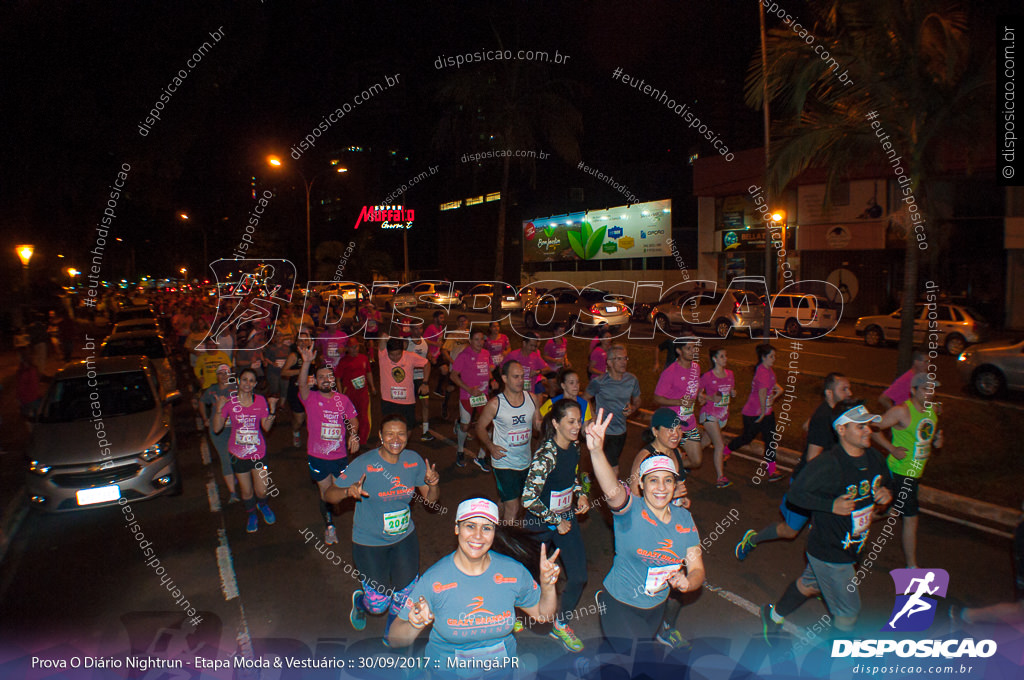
(2, 1, 776, 288)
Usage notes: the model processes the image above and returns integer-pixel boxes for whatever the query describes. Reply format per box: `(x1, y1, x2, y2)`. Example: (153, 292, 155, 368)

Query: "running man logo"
(883, 568, 950, 632)
(655, 539, 680, 560)
(353, 205, 415, 230)
(200, 259, 295, 351)
(466, 596, 494, 616)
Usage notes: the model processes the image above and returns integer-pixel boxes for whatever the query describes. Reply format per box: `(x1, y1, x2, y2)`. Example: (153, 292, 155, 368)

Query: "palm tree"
(434, 49, 583, 317)
(744, 0, 993, 371)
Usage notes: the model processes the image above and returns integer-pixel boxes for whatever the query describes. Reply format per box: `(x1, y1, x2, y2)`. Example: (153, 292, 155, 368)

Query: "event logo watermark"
(435, 48, 570, 69)
(883, 568, 948, 632)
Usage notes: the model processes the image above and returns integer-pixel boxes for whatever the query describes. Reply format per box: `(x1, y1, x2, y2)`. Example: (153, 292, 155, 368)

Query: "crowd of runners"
(129, 284, 1021, 676)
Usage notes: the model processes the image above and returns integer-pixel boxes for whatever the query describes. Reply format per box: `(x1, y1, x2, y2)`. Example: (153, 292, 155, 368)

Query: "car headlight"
(141, 432, 173, 461)
(29, 460, 51, 476)
(957, 351, 972, 362)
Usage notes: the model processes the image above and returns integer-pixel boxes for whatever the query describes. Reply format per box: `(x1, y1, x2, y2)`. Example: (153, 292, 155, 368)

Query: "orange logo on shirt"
(466, 596, 494, 616)
(367, 465, 384, 472)
(403, 461, 418, 468)
(494, 574, 518, 585)
(641, 509, 658, 527)
(433, 581, 458, 593)
(655, 539, 680, 559)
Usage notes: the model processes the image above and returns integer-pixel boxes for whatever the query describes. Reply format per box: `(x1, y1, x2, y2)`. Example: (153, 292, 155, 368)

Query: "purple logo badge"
(883, 568, 949, 632)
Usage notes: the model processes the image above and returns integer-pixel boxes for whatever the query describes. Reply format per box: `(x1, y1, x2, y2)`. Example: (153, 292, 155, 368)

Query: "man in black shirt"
(759, 399, 893, 643)
(735, 373, 851, 560)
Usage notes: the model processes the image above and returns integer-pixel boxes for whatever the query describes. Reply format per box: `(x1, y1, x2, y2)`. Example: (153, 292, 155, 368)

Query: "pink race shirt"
(741, 364, 777, 417)
(424, 323, 445, 358)
(301, 389, 358, 460)
(590, 346, 608, 375)
(451, 346, 491, 399)
(881, 369, 914, 406)
(318, 329, 349, 369)
(699, 369, 735, 422)
(505, 348, 548, 385)
(543, 337, 567, 371)
(654, 360, 702, 430)
(221, 395, 269, 460)
(378, 349, 428, 405)
(485, 334, 511, 366)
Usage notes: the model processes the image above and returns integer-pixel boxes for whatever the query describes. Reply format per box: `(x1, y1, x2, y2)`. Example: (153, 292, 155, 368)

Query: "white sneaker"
(325, 525, 338, 545)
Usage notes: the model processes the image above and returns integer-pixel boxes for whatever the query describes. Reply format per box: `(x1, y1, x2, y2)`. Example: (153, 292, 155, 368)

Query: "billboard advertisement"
(522, 199, 672, 263)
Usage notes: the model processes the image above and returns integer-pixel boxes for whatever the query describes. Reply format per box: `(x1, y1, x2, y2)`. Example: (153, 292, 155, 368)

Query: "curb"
(631, 408, 1021, 536)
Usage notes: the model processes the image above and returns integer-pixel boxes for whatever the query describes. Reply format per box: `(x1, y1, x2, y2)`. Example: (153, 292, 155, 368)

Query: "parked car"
(100, 330, 179, 395)
(650, 287, 766, 338)
(956, 339, 1024, 398)
(371, 282, 399, 310)
(460, 283, 523, 313)
(392, 282, 463, 310)
(26, 356, 182, 512)
(763, 292, 840, 337)
(111, 318, 161, 335)
(523, 287, 631, 333)
(855, 302, 989, 354)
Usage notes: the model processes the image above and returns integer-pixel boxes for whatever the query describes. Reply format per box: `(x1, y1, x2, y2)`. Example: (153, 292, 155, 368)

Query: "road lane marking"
(200, 439, 211, 465)
(206, 480, 221, 513)
(216, 527, 239, 600)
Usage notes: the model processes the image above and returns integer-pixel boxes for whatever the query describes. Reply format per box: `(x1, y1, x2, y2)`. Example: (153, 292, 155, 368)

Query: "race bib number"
(321, 423, 343, 441)
(413, 367, 424, 380)
(509, 429, 530, 446)
(913, 442, 932, 461)
(274, 359, 286, 368)
(351, 375, 366, 389)
(455, 641, 506, 664)
(490, 353, 502, 367)
(383, 508, 411, 536)
(469, 394, 487, 408)
(390, 386, 408, 401)
(235, 429, 259, 446)
(717, 388, 731, 407)
(851, 505, 873, 536)
(644, 564, 682, 596)
(549, 487, 573, 513)
(678, 402, 693, 417)
(327, 345, 340, 358)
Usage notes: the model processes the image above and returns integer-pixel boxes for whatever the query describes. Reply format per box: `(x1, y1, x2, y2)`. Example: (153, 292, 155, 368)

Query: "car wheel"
(654, 314, 671, 333)
(524, 313, 536, 330)
(971, 366, 1006, 399)
(944, 333, 966, 356)
(864, 326, 884, 347)
(715, 318, 732, 338)
(783, 318, 802, 338)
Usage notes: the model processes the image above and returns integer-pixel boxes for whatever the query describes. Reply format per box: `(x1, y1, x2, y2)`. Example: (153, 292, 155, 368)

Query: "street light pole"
(303, 175, 313, 283)
(759, 0, 774, 340)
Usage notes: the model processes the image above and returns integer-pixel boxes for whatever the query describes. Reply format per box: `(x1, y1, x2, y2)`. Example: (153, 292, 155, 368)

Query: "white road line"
(791, 350, 845, 359)
(206, 480, 221, 513)
(703, 581, 803, 637)
(216, 527, 239, 600)
(200, 439, 211, 466)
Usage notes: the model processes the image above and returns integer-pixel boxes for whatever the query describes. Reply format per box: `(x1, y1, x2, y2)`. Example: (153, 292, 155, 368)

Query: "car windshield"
(962, 307, 988, 324)
(101, 337, 167, 359)
(579, 289, 615, 303)
(39, 371, 156, 422)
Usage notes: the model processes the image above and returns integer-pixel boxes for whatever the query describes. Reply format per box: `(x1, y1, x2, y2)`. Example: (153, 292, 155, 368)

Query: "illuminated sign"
(354, 205, 415, 230)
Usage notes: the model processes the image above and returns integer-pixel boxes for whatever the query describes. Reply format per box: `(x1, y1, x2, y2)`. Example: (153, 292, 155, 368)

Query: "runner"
(698, 347, 736, 487)
(520, 398, 590, 652)
(879, 351, 927, 411)
(389, 498, 560, 675)
(212, 368, 280, 533)
(727, 344, 784, 482)
(484, 320, 511, 369)
(538, 368, 594, 424)
(542, 322, 571, 395)
(336, 337, 375, 448)
(450, 328, 492, 470)
(735, 373, 851, 560)
(317, 324, 349, 374)
(298, 344, 360, 545)
(281, 329, 314, 449)
(588, 329, 613, 379)
(476, 360, 541, 522)
(760, 399, 893, 642)
(424, 310, 449, 400)
(406, 323, 434, 441)
(653, 338, 708, 470)
(200, 363, 239, 504)
(193, 337, 232, 390)
(440, 315, 472, 420)
(262, 329, 292, 398)
(322, 414, 441, 639)
(503, 332, 549, 395)
(586, 409, 705, 655)
(584, 344, 642, 478)
(871, 372, 943, 569)
(377, 333, 431, 435)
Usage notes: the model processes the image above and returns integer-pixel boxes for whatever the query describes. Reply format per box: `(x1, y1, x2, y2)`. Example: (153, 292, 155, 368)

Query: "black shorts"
(351, 530, 420, 594)
(286, 380, 306, 414)
(493, 467, 529, 503)
(603, 432, 628, 467)
(308, 455, 348, 482)
(230, 455, 261, 474)
(892, 473, 920, 517)
(381, 400, 416, 429)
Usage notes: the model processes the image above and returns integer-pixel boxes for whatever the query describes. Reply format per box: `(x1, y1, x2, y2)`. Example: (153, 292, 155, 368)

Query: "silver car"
(855, 302, 989, 354)
(27, 356, 182, 512)
(460, 283, 523, 313)
(100, 330, 179, 395)
(522, 287, 631, 333)
(956, 339, 1024, 398)
(650, 287, 766, 338)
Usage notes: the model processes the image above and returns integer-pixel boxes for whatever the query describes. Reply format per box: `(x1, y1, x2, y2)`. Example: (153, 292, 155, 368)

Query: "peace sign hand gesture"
(539, 543, 561, 587)
(425, 460, 440, 486)
(348, 474, 370, 501)
(584, 408, 614, 452)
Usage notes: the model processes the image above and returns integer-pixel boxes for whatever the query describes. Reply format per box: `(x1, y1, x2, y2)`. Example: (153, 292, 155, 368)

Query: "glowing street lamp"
(16, 244, 34, 267)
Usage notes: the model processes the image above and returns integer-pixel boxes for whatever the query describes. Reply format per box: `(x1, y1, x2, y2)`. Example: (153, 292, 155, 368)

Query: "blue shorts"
(308, 455, 348, 482)
(780, 493, 811, 531)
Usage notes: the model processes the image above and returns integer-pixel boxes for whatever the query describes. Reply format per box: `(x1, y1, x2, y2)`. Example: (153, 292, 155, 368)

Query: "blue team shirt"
(335, 448, 426, 546)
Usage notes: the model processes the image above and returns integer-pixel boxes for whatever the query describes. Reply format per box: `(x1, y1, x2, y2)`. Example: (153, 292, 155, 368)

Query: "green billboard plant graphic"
(543, 226, 555, 238)
(566, 221, 608, 260)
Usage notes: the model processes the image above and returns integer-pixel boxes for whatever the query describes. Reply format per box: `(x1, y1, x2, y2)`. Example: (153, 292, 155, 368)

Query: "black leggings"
(351, 530, 420, 594)
(728, 413, 777, 460)
(597, 590, 667, 656)
(543, 519, 588, 620)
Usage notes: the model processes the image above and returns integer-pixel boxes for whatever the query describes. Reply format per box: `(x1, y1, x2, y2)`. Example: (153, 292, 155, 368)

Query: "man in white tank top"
(476, 360, 542, 522)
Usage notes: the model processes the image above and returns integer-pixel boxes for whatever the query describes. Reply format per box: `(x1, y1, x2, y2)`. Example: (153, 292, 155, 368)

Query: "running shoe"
(350, 590, 367, 631)
(456, 451, 466, 467)
(716, 476, 732, 489)
(432, 389, 444, 398)
(246, 512, 259, 533)
(549, 621, 584, 652)
(228, 492, 240, 504)
(257, 502, 276, 525)
(292, 430, 302, 448)
(768, 473, 785, 483)
(735, 529, 757, 561)
(325, 525, 338, 545)
(421, 431, 435, 442)
(655, 625, 691, 650)
(760, 604, 783, 645)
(473, 456, 491, 473)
